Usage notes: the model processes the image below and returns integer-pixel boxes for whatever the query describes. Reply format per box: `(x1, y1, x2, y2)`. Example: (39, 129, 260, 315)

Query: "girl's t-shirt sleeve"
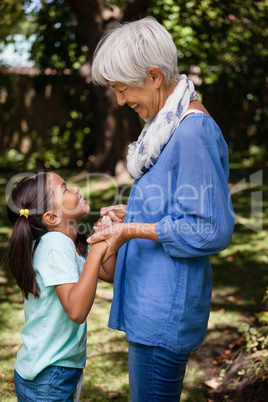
(37, 233, 79, 287)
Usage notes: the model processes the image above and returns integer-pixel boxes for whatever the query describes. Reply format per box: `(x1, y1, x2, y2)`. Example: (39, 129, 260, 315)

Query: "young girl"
(7, 170, 116, 401)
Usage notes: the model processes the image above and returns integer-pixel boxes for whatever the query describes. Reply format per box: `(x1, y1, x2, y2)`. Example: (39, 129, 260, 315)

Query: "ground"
(190, 328, 268, 401)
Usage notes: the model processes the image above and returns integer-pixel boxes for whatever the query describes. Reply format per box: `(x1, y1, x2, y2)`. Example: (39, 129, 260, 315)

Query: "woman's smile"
(109, 77, 161, 120)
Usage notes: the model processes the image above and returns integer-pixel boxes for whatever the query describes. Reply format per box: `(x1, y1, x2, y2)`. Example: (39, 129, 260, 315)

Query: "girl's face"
(47, 173, 90, 222)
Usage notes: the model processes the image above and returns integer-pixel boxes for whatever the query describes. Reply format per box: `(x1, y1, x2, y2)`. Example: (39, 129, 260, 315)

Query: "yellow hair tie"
(20, 209, 29, 219)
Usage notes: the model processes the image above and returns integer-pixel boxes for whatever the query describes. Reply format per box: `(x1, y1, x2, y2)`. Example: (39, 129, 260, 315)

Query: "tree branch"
(122, 0, 152, 22)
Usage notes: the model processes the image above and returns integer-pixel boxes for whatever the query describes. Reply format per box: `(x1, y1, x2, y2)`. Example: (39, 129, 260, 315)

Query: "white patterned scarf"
(127, 74, 198, 179)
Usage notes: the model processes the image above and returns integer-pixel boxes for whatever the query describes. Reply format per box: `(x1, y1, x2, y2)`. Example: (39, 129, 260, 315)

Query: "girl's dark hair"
(7, 171, 52, 299)
(7, 171, 88, 299)
(76, 233, 88, 258)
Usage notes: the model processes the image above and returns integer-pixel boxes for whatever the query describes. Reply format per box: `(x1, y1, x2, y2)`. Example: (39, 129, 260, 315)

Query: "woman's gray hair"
(92, 17, 180, 87)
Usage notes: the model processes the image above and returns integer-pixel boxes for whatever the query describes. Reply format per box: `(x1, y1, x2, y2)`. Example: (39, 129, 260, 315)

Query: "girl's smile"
(47, 173, 90, 223)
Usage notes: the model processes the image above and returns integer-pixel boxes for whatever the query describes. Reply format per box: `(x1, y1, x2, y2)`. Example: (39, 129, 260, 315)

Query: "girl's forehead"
(47, 172, 64, 187)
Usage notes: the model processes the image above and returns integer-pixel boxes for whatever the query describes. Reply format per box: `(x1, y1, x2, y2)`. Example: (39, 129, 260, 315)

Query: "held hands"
(87, 213, 128, 262)
(100, 204, 127, 223)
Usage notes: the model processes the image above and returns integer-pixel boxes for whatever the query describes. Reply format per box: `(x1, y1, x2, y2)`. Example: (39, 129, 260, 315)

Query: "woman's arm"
(55, 241, 109, 324)
(89, 119, 234, 260)
(88, 222, 159, 261)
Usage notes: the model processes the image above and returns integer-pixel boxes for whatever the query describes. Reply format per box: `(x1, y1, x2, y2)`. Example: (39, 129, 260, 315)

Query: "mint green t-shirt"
(15, 232, 87, 380)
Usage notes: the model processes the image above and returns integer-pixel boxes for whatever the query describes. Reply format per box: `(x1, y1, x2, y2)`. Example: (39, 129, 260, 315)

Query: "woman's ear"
(43, 211, 61, 228)
(147, 68, 163, 89)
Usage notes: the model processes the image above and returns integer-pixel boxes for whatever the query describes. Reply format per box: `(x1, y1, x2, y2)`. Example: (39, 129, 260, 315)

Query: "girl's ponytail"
(7, 171, 52, 299)
(8, 214, 38, 298)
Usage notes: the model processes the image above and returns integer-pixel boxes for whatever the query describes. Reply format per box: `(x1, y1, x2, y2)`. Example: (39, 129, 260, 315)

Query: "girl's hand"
(100, 204, 127, 223)
(94, 215, 112, 231)
(90, 241, 108, 262)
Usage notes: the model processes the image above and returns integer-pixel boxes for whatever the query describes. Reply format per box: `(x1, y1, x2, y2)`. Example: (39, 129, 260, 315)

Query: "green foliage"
(238, 322, 268, 353)
(0, 0, 27, 42)
(255, 288, 268, 324)
(0, 69, 95, 170)
(245, 357, 268, 378)
(148, 0, 268, 80)
(148, 0, 268, 152)
(30, 0, 88, 71)
(237, 287, 268, 379)
(1, 0, 268, 168)
(34, 116, 94, 169)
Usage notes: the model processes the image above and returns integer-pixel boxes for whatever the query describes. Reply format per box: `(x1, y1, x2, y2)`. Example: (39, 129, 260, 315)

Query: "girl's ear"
(147, 68, 163, 89)
(43, 211, 61, 228)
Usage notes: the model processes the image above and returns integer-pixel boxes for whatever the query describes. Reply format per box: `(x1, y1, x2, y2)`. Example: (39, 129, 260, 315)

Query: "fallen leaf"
(106, 392, 119, 399)
(204, 379, 220, 389)
(5, 379, 14, 387)
(228, 337, 244, 350)
(212, 356, 227, 366)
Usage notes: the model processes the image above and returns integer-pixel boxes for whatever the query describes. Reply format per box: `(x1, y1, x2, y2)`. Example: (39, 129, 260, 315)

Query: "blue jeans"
(128, 342, 189, 401)
(14, 366, 82, 401)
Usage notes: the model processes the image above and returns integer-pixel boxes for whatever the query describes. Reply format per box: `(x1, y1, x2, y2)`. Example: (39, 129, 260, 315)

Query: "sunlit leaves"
(148, 0, 268, 82)
(0, 0, 29, 44)
(30, 0, 88, 70)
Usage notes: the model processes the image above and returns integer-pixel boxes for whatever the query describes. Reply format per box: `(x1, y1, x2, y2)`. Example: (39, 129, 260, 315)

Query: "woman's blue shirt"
(109, 114, 235, 354)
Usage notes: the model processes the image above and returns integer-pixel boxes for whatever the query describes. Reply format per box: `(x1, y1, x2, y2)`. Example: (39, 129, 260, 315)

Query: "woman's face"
(109, 76, 161, 120)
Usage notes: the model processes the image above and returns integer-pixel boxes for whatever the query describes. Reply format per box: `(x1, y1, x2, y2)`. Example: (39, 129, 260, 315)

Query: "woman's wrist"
(123, 222, 159, 242)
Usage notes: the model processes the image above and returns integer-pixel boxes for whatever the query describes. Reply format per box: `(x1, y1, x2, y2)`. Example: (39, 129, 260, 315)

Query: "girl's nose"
(68, 186, 79, 194)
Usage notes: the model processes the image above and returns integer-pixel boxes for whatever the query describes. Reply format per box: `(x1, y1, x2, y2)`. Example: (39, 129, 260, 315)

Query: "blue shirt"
(15, 232, 87, 380)
(109, 114, 234, 354)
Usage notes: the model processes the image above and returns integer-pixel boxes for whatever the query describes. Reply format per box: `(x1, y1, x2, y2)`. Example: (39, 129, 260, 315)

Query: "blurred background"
(0, 0, 267, 174)
(0, 1, 267, 401)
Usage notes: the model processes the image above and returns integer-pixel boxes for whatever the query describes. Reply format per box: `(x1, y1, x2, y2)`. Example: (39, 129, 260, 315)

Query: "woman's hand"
(88, 220, 159, 262)
(88, 222, 129, 262)
(100, 204, 127, 223)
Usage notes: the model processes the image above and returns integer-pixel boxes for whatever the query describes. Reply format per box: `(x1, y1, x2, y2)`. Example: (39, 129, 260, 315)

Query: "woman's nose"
(116, 92, 127, 106)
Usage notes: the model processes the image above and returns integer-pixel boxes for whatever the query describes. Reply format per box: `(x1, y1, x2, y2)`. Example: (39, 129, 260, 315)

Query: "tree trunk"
(67, 0, 151, 175)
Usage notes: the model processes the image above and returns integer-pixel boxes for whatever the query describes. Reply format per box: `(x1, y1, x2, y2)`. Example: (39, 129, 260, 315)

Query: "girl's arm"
(93, 214, 118, 282)
(99, 254, 117, 283)
(55, 241, 110, 324)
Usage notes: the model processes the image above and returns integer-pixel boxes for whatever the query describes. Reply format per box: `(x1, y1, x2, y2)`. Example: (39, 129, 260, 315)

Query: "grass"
(0, 163, 267, 401)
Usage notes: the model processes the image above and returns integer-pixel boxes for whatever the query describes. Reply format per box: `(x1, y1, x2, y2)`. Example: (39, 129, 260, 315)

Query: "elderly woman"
(90, 17, 234, 401)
